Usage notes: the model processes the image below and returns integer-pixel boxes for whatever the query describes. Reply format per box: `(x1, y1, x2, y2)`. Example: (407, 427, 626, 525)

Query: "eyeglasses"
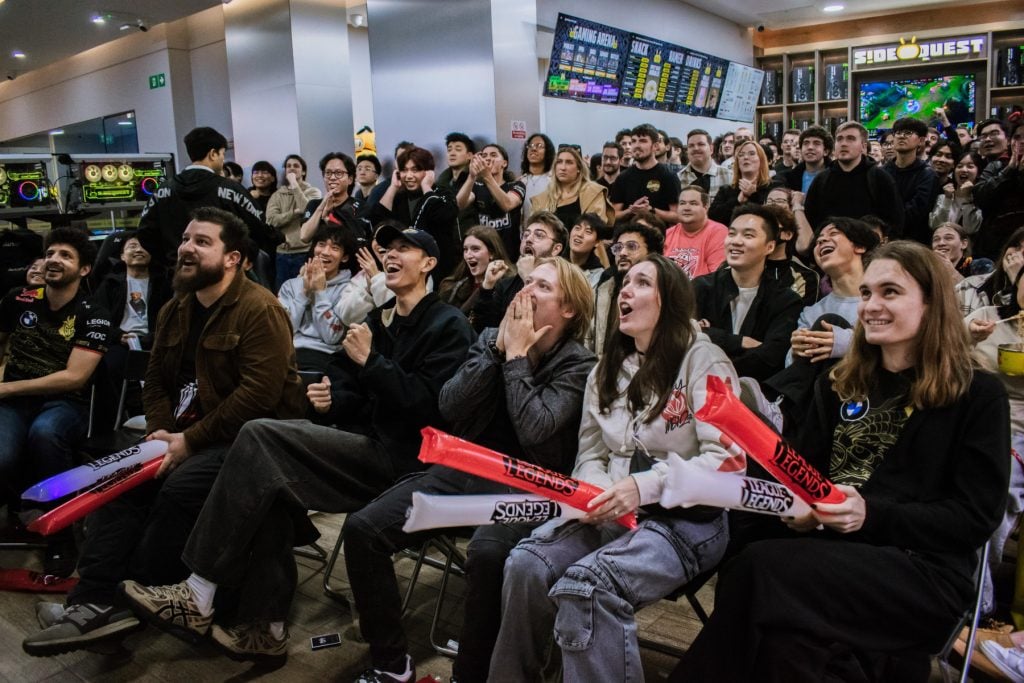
(527, 143, 546, 150)
(522, 228, 553, 241)
(765, 197, 790, 206)
(892, 130, 918, 138)
(610, 241, 643, 255)
(979, 130, 1005, 139)
(324, 170, 349, 178)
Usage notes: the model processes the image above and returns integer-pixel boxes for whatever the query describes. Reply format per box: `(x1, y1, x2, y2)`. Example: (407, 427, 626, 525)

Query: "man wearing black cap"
(119, 226, 475, 665)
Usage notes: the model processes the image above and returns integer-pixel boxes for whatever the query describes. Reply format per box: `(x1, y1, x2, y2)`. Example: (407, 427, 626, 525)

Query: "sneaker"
(980, 641, 1024, 682)
(36, 602, 66, 629)
(738, 377, 784, 434)
(120, 580, 213, 643)
(22, 603, 141, 656)
(353, 654, 415, 682)
(210, 622, 288, 666)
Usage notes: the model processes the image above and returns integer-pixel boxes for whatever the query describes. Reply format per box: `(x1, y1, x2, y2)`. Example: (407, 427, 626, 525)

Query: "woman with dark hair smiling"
(248, 160, 277, 214)
(491, 254, 737, 682)
(673, 241, 1009, 682)
(930, 150, 984, 235)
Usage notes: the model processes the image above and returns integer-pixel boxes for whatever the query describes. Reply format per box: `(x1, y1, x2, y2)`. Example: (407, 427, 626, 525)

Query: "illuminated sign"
(853, 35, 986, 67)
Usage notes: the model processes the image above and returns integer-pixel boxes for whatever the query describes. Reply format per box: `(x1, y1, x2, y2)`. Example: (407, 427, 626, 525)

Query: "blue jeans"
(0, 397, 87, 494)
(275, 252, 308, 293)
(491, 513, 729, 683)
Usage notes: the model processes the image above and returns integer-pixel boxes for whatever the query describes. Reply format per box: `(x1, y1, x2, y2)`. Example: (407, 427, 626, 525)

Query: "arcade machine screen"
(859, 74, 976, 131)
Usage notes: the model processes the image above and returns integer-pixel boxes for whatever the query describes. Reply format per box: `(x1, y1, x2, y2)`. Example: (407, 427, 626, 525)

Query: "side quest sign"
(853, 35, 986, 69)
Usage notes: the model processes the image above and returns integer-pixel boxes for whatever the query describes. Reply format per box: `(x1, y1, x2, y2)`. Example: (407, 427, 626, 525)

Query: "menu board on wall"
(716, 63, 764, 122)
(619, 36, 685, 111)
(672, 52, 730, 118)
(542, 14, 764, 123)
(543, 14, 630, 104)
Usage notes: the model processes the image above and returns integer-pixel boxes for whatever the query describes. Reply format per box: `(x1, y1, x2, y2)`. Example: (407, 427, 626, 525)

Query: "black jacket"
(883, 158, 939, 245)
(367, 186, 460, 279)
(90, 267, 172, 349)
(974, 155, 1024, 259)
(469, 274, 525, 332)
(764, 257, 821, 308)
(136, 168, 278, 272)
(708, 184, 771, 225)
(323, 292, 475, 473)
(796, 369, 1009, 590)
(804, 157, 904, 237)
(693, 267, 802, 381)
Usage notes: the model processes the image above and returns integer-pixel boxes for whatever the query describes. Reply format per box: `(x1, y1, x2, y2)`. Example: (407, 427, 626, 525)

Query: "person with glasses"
(586, 221, 664, 356)
(693, 203, 801, 382)
(517, 133, 554, 229)
(470, 210, 568, 331)
(975, 119, 1024, 259)
(708, 140, 772, 225)
(595, 141, 623, 189)
(882, 117, 939, 246)
(299, 152, 364, 243)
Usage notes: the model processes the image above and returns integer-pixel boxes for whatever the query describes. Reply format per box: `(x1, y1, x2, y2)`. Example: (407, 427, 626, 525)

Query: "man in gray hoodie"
(276, 221, 359, 374)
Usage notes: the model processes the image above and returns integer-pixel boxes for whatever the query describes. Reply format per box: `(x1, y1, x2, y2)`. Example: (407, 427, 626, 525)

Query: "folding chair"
(935, 540, 992, 683)
(637, 569, 715, 658)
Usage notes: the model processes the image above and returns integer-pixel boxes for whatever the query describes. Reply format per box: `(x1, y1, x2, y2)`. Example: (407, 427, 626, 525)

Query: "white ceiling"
(0, 0, 225, 79)
(0, 0, 998, 81)
(683, 0, 994, 29)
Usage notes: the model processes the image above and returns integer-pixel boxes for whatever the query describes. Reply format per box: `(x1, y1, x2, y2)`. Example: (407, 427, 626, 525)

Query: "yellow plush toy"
(354, 126, 376, 159)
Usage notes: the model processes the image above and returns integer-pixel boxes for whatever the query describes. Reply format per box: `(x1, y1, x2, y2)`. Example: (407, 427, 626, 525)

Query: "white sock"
(185, 573, 217, 617)
(268, 621, 285, 640)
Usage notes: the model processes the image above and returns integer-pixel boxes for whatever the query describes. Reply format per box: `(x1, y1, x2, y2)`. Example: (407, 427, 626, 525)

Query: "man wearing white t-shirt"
(692, 204, 802, 382)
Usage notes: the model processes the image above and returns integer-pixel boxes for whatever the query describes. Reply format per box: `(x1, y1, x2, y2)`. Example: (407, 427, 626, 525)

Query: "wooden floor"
(0, 511, 708, 682)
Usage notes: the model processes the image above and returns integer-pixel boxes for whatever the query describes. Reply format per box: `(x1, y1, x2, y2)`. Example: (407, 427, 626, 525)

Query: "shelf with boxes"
(755, 48, 850, 139)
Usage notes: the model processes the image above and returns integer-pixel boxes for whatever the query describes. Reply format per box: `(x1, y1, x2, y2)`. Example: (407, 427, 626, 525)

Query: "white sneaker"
(980, 641, 1024, 682)
(738, 377, 784, 433)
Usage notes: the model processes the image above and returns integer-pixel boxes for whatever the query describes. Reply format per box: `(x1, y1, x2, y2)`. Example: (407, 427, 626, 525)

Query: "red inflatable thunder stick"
(695, 376, 846, 506)
(418, 427, 637, 529)
(28, 457, 165, 536)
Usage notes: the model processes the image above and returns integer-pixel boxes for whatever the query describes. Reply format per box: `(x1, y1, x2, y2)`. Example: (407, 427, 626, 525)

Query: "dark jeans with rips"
(342, 465, 536, 682)
(68, 445, 229, 607)
(181, 418, 402, 624)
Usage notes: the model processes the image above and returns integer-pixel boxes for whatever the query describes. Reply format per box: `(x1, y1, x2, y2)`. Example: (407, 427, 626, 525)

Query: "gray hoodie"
(277, 270, 352, 354)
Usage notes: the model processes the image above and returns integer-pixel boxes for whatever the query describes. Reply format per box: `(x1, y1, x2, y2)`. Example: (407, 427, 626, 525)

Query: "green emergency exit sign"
(149, 73, 166, 89)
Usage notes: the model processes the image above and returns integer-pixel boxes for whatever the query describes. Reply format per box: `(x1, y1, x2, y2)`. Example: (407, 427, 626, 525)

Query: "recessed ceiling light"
(823, 3, 845, 11)
(117, 121, 133, 126)
(49, 130, 64, 136)
(11, 50, 25, 59)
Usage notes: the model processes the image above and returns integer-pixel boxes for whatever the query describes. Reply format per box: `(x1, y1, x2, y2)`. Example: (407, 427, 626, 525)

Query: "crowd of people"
(1, 110, 1024, 681)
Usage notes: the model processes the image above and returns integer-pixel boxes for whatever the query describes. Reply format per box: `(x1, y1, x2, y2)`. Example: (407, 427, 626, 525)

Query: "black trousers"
(69, 446, 228, 607)
(181, 418, 400, 623)
(343, 465, 536, 682)
(670, 537, 971, 683)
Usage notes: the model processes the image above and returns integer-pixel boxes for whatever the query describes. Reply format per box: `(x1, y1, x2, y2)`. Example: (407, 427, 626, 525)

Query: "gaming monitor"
(858, 74, 976, 131)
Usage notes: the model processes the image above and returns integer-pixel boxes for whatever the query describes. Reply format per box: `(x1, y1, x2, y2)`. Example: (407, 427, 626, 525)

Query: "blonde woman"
(529, 146, 613, 227)
(708, 140, 772, 224)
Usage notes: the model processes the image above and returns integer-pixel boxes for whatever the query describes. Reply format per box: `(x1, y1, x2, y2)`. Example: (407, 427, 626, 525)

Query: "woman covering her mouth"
(438, 225, 515, 326)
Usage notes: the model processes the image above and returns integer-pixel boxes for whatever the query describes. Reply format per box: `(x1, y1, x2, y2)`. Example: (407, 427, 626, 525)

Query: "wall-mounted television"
(0, 155, 58, 215)
(858, 74, 976, 131)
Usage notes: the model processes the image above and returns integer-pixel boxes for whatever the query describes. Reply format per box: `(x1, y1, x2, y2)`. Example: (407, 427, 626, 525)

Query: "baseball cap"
(374, 224, 440, 262)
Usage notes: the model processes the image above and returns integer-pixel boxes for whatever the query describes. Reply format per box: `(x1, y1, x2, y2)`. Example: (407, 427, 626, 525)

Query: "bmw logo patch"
(19, 311, 37, 328)
(840, 399, 869, 421)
